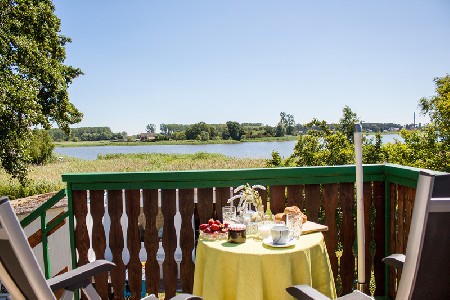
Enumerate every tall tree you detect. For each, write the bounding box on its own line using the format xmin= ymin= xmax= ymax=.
xmin=146 ymin=124 xmax=156 ymax=133
xmin=419 ymin=75 xmax=450 ymax=146
xmin=383 ymin=75 xmax=450 ymax=172
xmin=338 ymin=106 xmax=360 ymax=143
xmin=225 ymin=121 xmax=243 ymax=141
xmin=286 ymin=113 xmax=296 ymax=135
xmin=0 ymin=0 xmax=83 ymax=182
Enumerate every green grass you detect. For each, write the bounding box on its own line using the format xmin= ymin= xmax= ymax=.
xmin=0 ymin=153 xmax=266 ymax=199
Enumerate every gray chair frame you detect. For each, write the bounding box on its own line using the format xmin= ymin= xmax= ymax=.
xmin=0 ymin=196 xmax=201 ymax=300
xmin=286 ymin=171 xmax=450 ymax=300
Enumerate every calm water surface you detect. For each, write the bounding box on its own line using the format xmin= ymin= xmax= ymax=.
xmin=55 ymin=134 xmax=401 ymax=160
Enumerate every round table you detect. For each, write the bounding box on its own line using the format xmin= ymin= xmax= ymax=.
xmin=193 ymin=232 xmax=336 ymax=300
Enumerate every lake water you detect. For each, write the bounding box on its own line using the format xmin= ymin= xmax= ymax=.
xmin=55 ymin=134 xmax=402 ymax=160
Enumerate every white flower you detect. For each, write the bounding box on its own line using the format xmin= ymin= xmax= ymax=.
xmin=227 ymin=183 xmax=266 ymax=213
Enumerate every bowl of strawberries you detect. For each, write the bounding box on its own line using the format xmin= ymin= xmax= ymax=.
xmin=199 ymin=218 xmax=229 ymax=240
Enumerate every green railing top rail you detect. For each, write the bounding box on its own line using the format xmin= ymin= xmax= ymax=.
xmin=62 ymin=163 xmax=424 ymax=190
xmin=20 ymin=189 xmax=66 ymax=228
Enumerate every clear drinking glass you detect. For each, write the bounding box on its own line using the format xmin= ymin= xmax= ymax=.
xmin=286 ymin=213 xmax=302 ymax=239
xmin=222 ymin=206 xmax=236 ymax=224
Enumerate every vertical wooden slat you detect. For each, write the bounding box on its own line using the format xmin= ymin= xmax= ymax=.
xmin=396 ymin=185 xmax=405 ymax=285
xmin=373 ymin=182 xmax=385 ymax=297
xmin=161 ymin=189 xmax=177 ymax=300
xmin=404 ymin=187 xmax=415 ymax=249
xmin=178 ymin=189 xmax=195 ymax=293
xmin=89 ymin=190 xmax=108 ymax=299
xmin=363 ymin=182 xmax=372 ymax=289
xmin=125 ymin=190 xmax=142 ymax=300
xmin=389 ymin=183 xmax=397 ymax=299
xmin=258 ymin=188 xmax=268 ymax=213
xmin=198 ymin=188 xmax=213 ymax=223
xmin=286 ymin=185 xmax=303 ymax=208
xmin=73 ymin=190 xmax=89 ymax=268
xmin=143 ymin=189 xmax=160 ymax=296
xmin=304 ymin=184 xmax=321 ymax=222
xmin=216 ymin=187 xmax=230 ymax=220
xmin=322 ymin=183 xmax=339 ymax=283
xmin=108 ymin=190 xmax=126 ymax=300
xmin=340 ymin=182 xmax=355 ymax=295
xmin=269 ymin=185 xmax=285 ymax=214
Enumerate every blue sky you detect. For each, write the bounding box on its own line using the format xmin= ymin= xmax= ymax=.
xmin=53 ymin=0 xmax=450 ymax=135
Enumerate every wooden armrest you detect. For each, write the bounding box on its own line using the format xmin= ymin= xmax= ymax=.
xmin=286 ymin=285 xmax=331 ymax=300
xmin=47 ymin=260 xmax=115 ymax=291
xmin=382 ymin=254 xmax=405 ymax=270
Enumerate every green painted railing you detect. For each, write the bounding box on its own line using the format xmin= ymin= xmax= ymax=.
xmin=20 ymin=163 xmax=427 ymax=299
xmin=20 ymin=189 xmax=68 ymax=279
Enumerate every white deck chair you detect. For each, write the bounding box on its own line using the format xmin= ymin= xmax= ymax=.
xmin=0 ymin=196 xmax=201 ymax=300
xmin=286 ymin=171 xmax=450 ymax=300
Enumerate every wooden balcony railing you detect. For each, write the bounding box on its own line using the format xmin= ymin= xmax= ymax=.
xmin=20 ymin=163 xmax=425 ymax=299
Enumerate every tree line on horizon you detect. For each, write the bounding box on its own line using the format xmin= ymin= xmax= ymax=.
xmin=46 ymin=118 xmax=409 ymax=143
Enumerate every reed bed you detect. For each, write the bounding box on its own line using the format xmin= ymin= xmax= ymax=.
xmin=0 ymin=152 xmax=266 ymax=199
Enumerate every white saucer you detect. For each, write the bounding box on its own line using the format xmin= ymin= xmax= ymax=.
xmin=263 ymin=237 xmax=295 ymax=248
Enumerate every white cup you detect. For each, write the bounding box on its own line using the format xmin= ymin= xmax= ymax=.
xmin=271 ymin=224 xmax=289 ymax=244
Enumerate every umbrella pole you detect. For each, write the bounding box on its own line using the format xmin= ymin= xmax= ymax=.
xmin=354 ymin=124 xmax=367 ymax=293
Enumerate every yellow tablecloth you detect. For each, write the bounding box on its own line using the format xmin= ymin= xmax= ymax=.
xmin=193 ymin=232 xmax=336 ymax=300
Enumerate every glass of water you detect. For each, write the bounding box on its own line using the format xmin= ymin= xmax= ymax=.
xmin=222 ymin=206 xmax=236 ymax=224
xmin=286 ymin=213 xmax=302 ymax=239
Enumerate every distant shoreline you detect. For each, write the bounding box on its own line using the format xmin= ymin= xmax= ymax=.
xmin=53 ymin=136 xmax=299 ymax=148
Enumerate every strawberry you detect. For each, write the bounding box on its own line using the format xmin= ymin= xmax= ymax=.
xmin=214 ymin=220 xmax=222 ymax=226
xmin=204 ymin=227 xmax=212 ymax=234
xmin=208 ymin=218 xmax=214 ymax=226
xmin=199 ymin=224 xmax=208 ymax=231
xmin=224 ymin=223 xmax=229 ymax=228
xmin=211 ymin=224 xmax=220 ymax=232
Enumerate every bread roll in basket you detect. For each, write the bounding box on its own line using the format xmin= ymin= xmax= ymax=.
xmin=274 ymin=206 xmax=307 ymax=223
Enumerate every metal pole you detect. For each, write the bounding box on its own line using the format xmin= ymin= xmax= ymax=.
xmin=354 ymin=123 xmax=367 ymax=293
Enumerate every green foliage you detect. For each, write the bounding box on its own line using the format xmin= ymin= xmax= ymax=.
xmin=224 ymin=121 xmax=244 ymax=141
xmin=146 ymin=124 xmax=156 ymax=133
xmin=265 ymin=151 xmax=283 ymax=167
xmin=185 ymin=122 xmax=216 ymax=140
xmin=28 ymin=130 xmax=55 ymax=165
xmin=48 ymin=127 xmax=125 ymax=142
xmin=273 ymin=113 xmax=381 ymax=167
xmin=0 ymin=0 xmax=82 ymax=182
xmin=419 ymin=75 xmax=450 ymax=147
xmin=362 ymin=133 xmax=384 ymax=164
xmin=276 ymin=112 xmax=296 ymax=136
xmin=382 ymin=75 xmax=450 ymax=172
xmin=338 ymin=106 xmax=360 ymax=144
xmin=289 ymin=131 xmax=354 ymax=166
